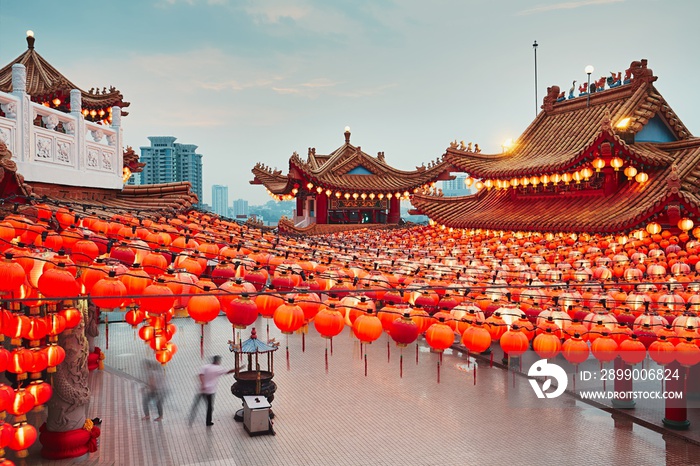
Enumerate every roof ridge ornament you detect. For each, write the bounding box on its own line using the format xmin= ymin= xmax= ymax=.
xmin=667 ymin=163 xmax=681 ymax=194
xmin=26 ymin=30 xmax=35 ymax=50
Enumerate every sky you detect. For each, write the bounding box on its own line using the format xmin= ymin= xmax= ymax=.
xmin=1 ymin=0 xmax=698 ymax=206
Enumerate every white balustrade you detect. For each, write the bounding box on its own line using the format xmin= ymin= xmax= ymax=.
xmin=0 ymin=63 xmax=123 ymax=190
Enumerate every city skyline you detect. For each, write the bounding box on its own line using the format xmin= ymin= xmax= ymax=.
xmin=2 ymin=1 xmax=698 ymax=206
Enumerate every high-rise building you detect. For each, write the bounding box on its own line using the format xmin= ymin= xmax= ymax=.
xmin=134 ymin=136 xmax=203 ymax=205
xmin=441 ymin=174 xmax=475 ymax=197
xmin=232 ymin=199 xmax=249 ymax=219
xmin=212 ymin=185 xmax=229 ymax=217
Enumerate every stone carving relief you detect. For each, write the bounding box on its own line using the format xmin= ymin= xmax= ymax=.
xmin=107 ymin=134 xmax=116 ymax=146
xmin=91 ymin=129 xmax=104 ymax=142
xmin=87 ymin=148 xmax=99 ymax=167
xmin=101 ymin=151 xmax=112 ymax=171
xmin=0 ymin=102 xmax=17 ymax=119
xmin=57 ymin=141 xmax=71 ymax=164
xmin=36 ymin=135 xmax=52 ymax=159
xmin=43 ymin=114 xmax=59 ymax=131
xmin=47 ymin=299 xmax=91 ymax=432
xmin=63 ymin=121 xmax=75 ymax=135
xmin=12 ymin=65 xmax=26 ymax=93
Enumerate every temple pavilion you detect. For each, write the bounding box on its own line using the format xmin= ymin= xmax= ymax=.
xmin=251 ymin=128 xmax=453 ymax=233
xmin=411 ymin=59 xmax=700 ymax=236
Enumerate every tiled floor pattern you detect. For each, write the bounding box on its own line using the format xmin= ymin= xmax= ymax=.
xmin=17 ymin=315 xmax=700 ymax=465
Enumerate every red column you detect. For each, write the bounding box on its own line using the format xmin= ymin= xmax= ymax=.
xmin=388 ymin=197 xmax=400 ymax=224
xmin=296 ymin=196 xmax=304 ymax=216
xmin=316 ymin=194 xmax=327 ymax=224
xmin=663 ymin=361 xmax=690 ymax=429
xmin=612 ymin=358 xmax=635 ymax=408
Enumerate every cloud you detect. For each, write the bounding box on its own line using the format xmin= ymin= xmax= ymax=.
xmin=517 ymin=0 xmax=624 ymax=16
xmin=243 ymin=1 xmax=309 ymax=24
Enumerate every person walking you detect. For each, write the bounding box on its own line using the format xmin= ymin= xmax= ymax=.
xmin=142 ymin=359 xmax=166 ymax=421
xmin=189 ymin=355 xmax=234 ymax=427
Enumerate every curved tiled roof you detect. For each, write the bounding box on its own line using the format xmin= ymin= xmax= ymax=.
xmin=0 ymin=36 xmax=130 ymax=118
xmin=251 ymin=132 xmax=454 ymax=195
xmin=446 ymin=60 xmax=691 ymax=179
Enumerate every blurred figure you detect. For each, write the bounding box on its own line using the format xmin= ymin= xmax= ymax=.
xmin=189 ymin=355 xmax=234 ymax=427
xmin=142 ymin=359 xmax=166 ymax=421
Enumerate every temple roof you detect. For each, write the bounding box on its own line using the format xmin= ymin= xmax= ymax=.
xmin=411 ymin=59 xmax=700 ymax=233
xmin=123 ymin=146 xmax=146 ymax=173
xmin=0 ymin=34 xmax=130 ymax=121
xmin=251 ymin=130 xmax=454 ymax=195
xmin=446 ymin=59 xmax=690 ymax=179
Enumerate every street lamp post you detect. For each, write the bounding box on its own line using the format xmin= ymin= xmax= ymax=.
xmin=585 ymin=65 xmax=594 ymax=107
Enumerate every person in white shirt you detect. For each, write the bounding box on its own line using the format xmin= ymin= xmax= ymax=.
xmin=189 ymin=355 xmax=234 ymax=426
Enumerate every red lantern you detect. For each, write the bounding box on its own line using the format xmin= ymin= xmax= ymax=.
xmin=314 ymin=305 xmax=345 ymax=338
xmin=485 ymin=312 xmax=508 ymax=341
xmin=0 ymin=385 xmax=13 ymax=413
xmin=0 ymin=421 xmax=13 ymax=451
xmin=0 ymin=347 xmax=9 ymax=373
xmin=390 ymin=313 xmax=420 ymax=347
xmin=225 ymin=295 xmax=258 ymax=329
xmin=110 ymin=242 xmax=136 ymax=266
xmin=255 ymin=293 xmax=284 ymax=319
xmin=142 ymin=251 xmax=169 ymax=277
xmin=618 ymin=335 xmax=647 ymax=365
xmin=79 ymin=259 xmax=109 ymax=293
xmin=125 ymin=309 xmax=146 ymax=327
xmin=187 ymin=287 xmax=221 ymax=324
xmin=675 ymin=338 xmax=700 ymax=367
xmin=90 ymin=274 xmax=127 ymax=309
xmin=29 ymin=349 xmax=48 ymax=374
xmin=294 ymin=290 xmax=322 ymax=322
xmin=273 ymin=299 xmax=304 ymax=334
xmin=71 ymin=237 xmax=99 ymax=265
xmin=352 ymin=311 xmax=383 ymax=344
xmin=45 ymin=313 xmax=67 ymax=337
xmin=6 ymin=348 xmax=33 ymax=378
xmin=425 ymin=320 xmax=455 ymax=352
xmin=138 ymin=325 xmax=155 ymax=342
xmin=7 ymin=388 xmax=35 ymax=417
xmin=461 ymin=323 xmax=492 ymax=353
xmin=27 ymin=380 xmax=52 ymax=407
xmin=37 ymin=263 xmax=79 ymax=298
xmin=649 ymin=336 xmax=676 ymax=365
xmin=44 ymin=344 xmax=66 ymax=372
xmin=59 ymin=307 xmax=82 ymax=329
xmin=244 ymin=268 xmax=269 ymax=291
xmin=120 ymin=265 xmax=152 ymax=299
xmin=533 ymin=329 xmax=562 ymax=359
xmin=409 ymin=308 xmax=432 ymax=334
xmin=24 ymin=316 xmax=48 ymax=343
xmin=0 ymin=254 xmax=26 ymax=296
xmin=591 ymin=334 xmax=618 ymax=363
xmin=138 ymin=280 xmax=175 ymax=314
xmin=499 ymin=327 xmax=529 ymax=357
xmin=562 ymin=335 xmax=589 ymax=365
xmin=9 ymin=421 xmax=37 ymax=458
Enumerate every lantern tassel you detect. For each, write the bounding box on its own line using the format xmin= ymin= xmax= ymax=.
xmin=467 ymin=350 xmax=470 ymax=367
xmin=286 ymin=334 xmax=290 ymax=371
xmin=266 ymin=320 xmax=270 ymax=342
xmin=400 ymin=351 xmax=403 ymax=378
xmin=302 ymin=332 xmax=305 ymax=353
xmin=364 ymin=352 xmax=368 ymax=377
xmin=330 ymin=337 xmax=333 ymax=356
xmin=325 ymin=342 xmax=328 ymax=374
xmin=200 ymin=324 xmax=204 ymax=360
xmin=387 ymin=340 xmax=390 ymax=363
xmin=105 ymin=314 xmax=109 ymax=350
xmin=473 ymin=363 xmax=477 ymax=386
xmin=437 ymin=359 xmax=440 ymax=384
xmin=490 ymin=352 xmax=493 ymax=368
xmin=416 ymin=343 xmax=419 ymax=365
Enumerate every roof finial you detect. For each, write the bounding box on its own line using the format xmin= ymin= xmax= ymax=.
xmin=344 ymin=126 xmax=351 ymax=144
xmin=26 ymin=30 xmax=35 ymax=49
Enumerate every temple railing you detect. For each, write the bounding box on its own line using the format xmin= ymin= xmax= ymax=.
xmin=0 ymin=63 xmax=123 ymax=190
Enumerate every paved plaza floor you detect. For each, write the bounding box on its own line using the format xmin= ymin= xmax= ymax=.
xmin=20 ymin=314 xmax=700 ymax=465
